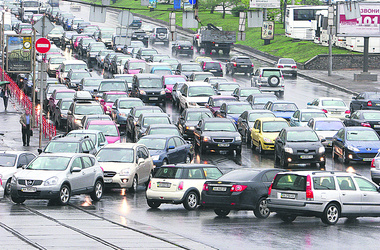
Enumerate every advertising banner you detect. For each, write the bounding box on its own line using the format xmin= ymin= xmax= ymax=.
xmin=6 ymin=35 xmax=32 ymax=73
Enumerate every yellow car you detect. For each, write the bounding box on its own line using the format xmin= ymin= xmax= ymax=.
xmin=194 ymin=56 xmax=212 ymax=65
xmin=250 ymin=117 xmax=290 ymax=154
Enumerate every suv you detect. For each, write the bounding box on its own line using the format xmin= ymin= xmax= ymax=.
xmin=226 ymin=56 xmax=254 ymax=75
xmin=171 ymin=40 xmax=194 ymax=57
xmin=131 ymin=30 xmax=149 ymax=47
xmin=130 ymin=73 xmax=166 ymax=104
xmin=39 ymin=136 xmax=97 ymax=155
xmin=251 ymin=67 xmax=285 ymax=97
xmin=67 ymin=99 xmax=104 ymax=131
xmin=10 ymin=153 xmax=104 ymax=205
xmin=149 ymin=27 xmax=169 ymax=46
xmin=268 ymin=171 xmax=380 ymax=225
xmin=146 ymin=164 xmax=223 ymax=210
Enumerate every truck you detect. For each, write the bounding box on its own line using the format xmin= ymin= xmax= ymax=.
xmin=18 ymin=0 xmax=41 ymax=17
xmin=48 ymin=0 xmax=59 ymax=7
xmin=193 ymin=24 xmax=236 ymax=55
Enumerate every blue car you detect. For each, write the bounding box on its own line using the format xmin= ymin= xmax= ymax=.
xmin=264 ymin=100 xmax=298 ymax=121
xmin=332 ymin=126 xmax=380 ymax=164
xmin=219 ymin=102 xmax=253 ymax=124
xmin=111 ymin=97 xmax=144 ymax=126
xmin=137 ymin=135 xmax=193 ymax=167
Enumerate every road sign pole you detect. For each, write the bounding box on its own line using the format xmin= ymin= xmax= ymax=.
xmin=32 ymin=29 xmax=36 ymax=127
xmin=39 ymin=15 xmax=47 ymax=149
xmin=1 ymin=12 xmax=4 ymax=81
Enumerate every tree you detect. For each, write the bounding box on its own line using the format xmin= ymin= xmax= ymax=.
xmin=199 ymin=0 xmax=219 ymax=14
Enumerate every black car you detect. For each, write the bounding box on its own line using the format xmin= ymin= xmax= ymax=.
xmin=135 ymin=48 xmax=158 ymax=61
xmin=65 ymin=69 xmax=92 ymax=90
xmin=171 ymin=40 xmax=194 ymax=57
xmin=130 ymin=73 xmax=165 ymax=104
xmin=194 ymin=118 xmax=242 ymax=155
xmin=232 ymin=87 xmax=262 ymax=101
xmin=175 ymin=62 xmax=203 ymax=79
xmin=103 ymin=52 xmax=118 ymax=71
xmin=126 ymin=106 xmax=164 ymax=139
xmin=237 ymin=110 xmax=276 ymax=144
xmin=131 ymin=30 xmax=149 ymax=47
xmin=201 ymin=168 xmax=284 ymax=218
xmin=344 ymin=110 xmax=380 ymax=134
xmin=246 ymin=93 xmax=278 ymax=110
xmin=226 ymin=56 xmax=254 ymax=75
xmin=39 ymin=136 xmax=97 ymax=155
xmin=177 ymin=108 xmax=214 ymax=140
xmin=274 ymin=127 xmax=326 ymax=168
xmin=201 ymin=61 xmax=223 ymax=77
xmin=350 ymin=92 xmax=380 ymax=113
xmin=52 ymin=98 xmax=73 ymax=129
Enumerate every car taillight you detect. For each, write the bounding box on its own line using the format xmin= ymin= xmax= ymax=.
xmin=259 ymin=74 xmax=262 ymax=77
xmin=233 ymin=62 xmax=237 ymax=67
xmin=230 ymin=184 xmax=247 ymax=192
xmin=291 ymin=66 xmax=297 ymax=68
xmin=178 ymin=46 xmax=181 ymax=49
xmin=345 ymin=110 xmax=350 ymax=114
xmin=371 ymin=158 xmax=376 ymax=168
xmin=178 ymin=181 xmax=184 ymax=190
xmin=148 ymin=181 xmax=152 ymax=189
xmin=361 ymin=122 xmax=371 ymax=127
xmin=191 ymin=46 xmax=193 ymax=50
xmin=196 ymin=34 xmax=199 ymax=39
xmin=368 ymin=101 xmax=373 ymax=106
xmin=322 ymin=109 xmax=328 ymax=113
xmin=203 ymin=183 xmax=209 ymax=191
xmin=203 ymin=62 xmax=206 ymax=70
xmin=306 ymin=175 xmax=314 ymax=201
xmin=268 ymin=183 xmax=273 ymax=196
xmin=251 ymin=64 xmax=254 ymax=67
xmin=277 ymin=65 xmax=284 ymax=68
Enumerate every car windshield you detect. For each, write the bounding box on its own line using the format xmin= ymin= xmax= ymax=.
xmin=27 ymin=156 xmax=71 ymax=171
xmin=129 ymin=62 xmax=146 ymax=70
xmin=262 ymin=70 xmax=281 ymax=77
xmin=204 ymin=122 xmax=236 ymax=132
xmin=254 ymin=96 xmax=277 ymax=104
xmin=155 ymin=167 xmax=183 ymax=179
xmin=194 ymin=74 xmax=211 ymax=81
xmin=186 ymin=111 xmax=212 ymax=121
xmin=71 ymin=72 xmax=91 ymax=80
xmin=135 ymin=108 xmax=162 ymax=117
xmin=119 ymin=100 xmax=143 ymax=109
xmin=156 ymin=28 xmax=167 ymax=33
xmin=182 ymin=64 xmax=202 ymax=71
xmin=67 ymin=133 xmax=96 ymax=144
xmin=214 ymin=99 xmax=234 ymax=107
xmin=44 ymin=142 xmax=79 ymax=153
xmin=240 ymin=89 xmax=261 ymax=97
xmin=272 ymin=103 xmax=297 ymax=112
xmin=347 ymin=130 xmax=379 ymax=141
xmin=50 ymin=57 xmax=65 ymax=64
xmin=204 ymin=62 xmax=221 ymax=69
xmin=65 ymin=64 xmax=87 ymax=71
xmin=0 ymin=154 xmax=17 ymax=167
xmin=83 ymin=78 xmax=102 ymax=87
xmin=60 ymin=100 xmax=72 ymax=110
xmin=149 ymin=128 xmax=180 ymax=136
xmin=262 ymin=121 xmax=289 ymax=132
xmin=74 ymin=105 xmax=103 ymax=115
xmin=227 ymin=104 xmax=252 ymax=114
xmin=219 ymin=84 xmax=240 ymax=91
xmin=219 ymin=170 xmax=259 ymax=181
xmin=164 ymin=77 xmax=186 ymax=85
xmin=363 ymin=112 xmax=380 ymax=120
xmin=56 ymin=92 xmax=74 ymax=100
xmin=96 ymin=148 xmax=134 ymax=163
xmin=141 ymin=50 xmax=158 ymax=56
xmin=99 ymin=82 xmax=127 ymax=92
xmin=249 ymin=113 xmax=276 ymax=122
xmin=143 ymin=117 xmax=170 ymax=127
xmin=87 ymin=124 xmax=118 ymax=137
xmin=278 ymin=59 xmax=295 ymax=64
xmin=321 ymin=100 xmax=346 ymax=107
xmin=315 ymin=121 xmax=344 ymax=131
xmin=138 ymin=138 xmax=166 ymax=150
xmin=139 ymin=78 xmax=162 ymax=88
xmin=300 ymin=112 xmax=326 ymax=122
xmin=236 ymin=58 xmax=252 ymax=63
xmin=188 ymin=86 xmax=215 ymax=97
xmin=105 ymin=94 xmax=127 ymax=103
xmin=286 ymin=130 xmax=319 ymax=142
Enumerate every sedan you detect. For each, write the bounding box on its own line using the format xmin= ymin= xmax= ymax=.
xmin=144 ymin=124 xmax=181 ymax=137
xmin=237 ymin=110 xmax=276 ymax=144
xmin=307 ymin=97 xmax=350 ymax=120
xmin=350 ymin=92 xmax=380 ymax=113
xmin=137 ymin=135 xmax=193 ymax=167
xmin=274 ymin=58 xmax=297 ymax=77
xmin=171 ymin=40 xmax=193 ymax=57
xmin=232 ymin=87 xmax=262 ymax=101
xmin=205 ymin=95 xmax=237 ymax=116
xmin=332 ymin=126 xmax=380 ymax=164
xmin=201 ymin=168 xmax=284 ymax=218
xmin=371 ymin=151 xmax=380 ymax=184
xmin=177 ymin=108 xmax=214 ymax=140
xmin=126 ymin=106 xmax=164 ymax=140
xmin=219 ymin=102 xmax=253 ymax=124
xmin=264 ymin=100 xmax=298 ymax=120
xmin=289 ymin=109 xmax=327 ymax=127
xmin=214 ymin=82 xmax=240 ymax=96
xmin=307 ymin=117 xmax=344 ymax=147
xmin=246 ymin=93 xmax=278 ymax=110
xmin=344 ymin=110 xmax=380 ymax=134
xmin=111 ymin=97 xmax=144 ymax=126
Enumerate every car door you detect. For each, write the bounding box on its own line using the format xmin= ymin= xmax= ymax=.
xmin=68 ymin=157 xmax=86 ymax=193
xmin=354 ymin=177 xmax=380 ymax=214
xmin=136 ymin=147 xmax=149 ymax=183
xmin=174 ymin=137 xmax=188 ymax=163
xmin=81 ymin=156 xmax=97 ymax=190
xmin=251 ymin=120 xmax=261 ymax=147
xmin=166 ymin=137 xmax=179 ymax=163
xmin=333 ymin=128 xmax=346 ymax=157
xmin=184 ymin=167 xmax=206 ymax=194
xmin=336 ymin=176 xmax=362 ymax=214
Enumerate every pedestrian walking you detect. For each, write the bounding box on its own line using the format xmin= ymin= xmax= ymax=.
xmin=20 ymin=109 xmax=33 ymax=146
xmin=1 ymin=84 xmax=9 ymax=111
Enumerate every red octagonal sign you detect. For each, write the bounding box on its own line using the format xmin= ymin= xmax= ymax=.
xmin=35 ymin=38 xmax=51 ymax=54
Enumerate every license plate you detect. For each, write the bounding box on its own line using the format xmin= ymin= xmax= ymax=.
xmin=300 ymin=155 xmax=313 ymax=159
xmin=213 ymin=186 xmax=227 ymax=192
xmin=137 ymin=37 xmax=143 ymax=39
xmin=215 ymin=44 xmax=218 ymax=47
xmin=149 ymin=97 xmax=159 ymax=100
xmin=157 ymin=182 xmax=171 ymax=188
xmin=183 ymin=47 xmax=189 ymax=49
xmin=281 ymin=193 xmax=296 ymax=199
xmin=241 ymin=65 xmax=248 ymax=67
xmin=104 ymin=178 xmax=113 ymax=183
xmin=374 ymin=125 xmax=380 ymax=128
xmin=363 ymin=158 xmax=373 ymax=161
xmin=218 ymin=143 xmax=230 ymax=147
xmin=210 ymin=70 xmax=217 ymax=72
xmin=331 ymin=111 xmax=341 ymax=114
xmin=21 ymin=187 xmax=37 ymax=193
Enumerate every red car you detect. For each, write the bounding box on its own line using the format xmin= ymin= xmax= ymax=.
xmin=162 ymin=75 xmax=187 ymax=99
xmin=123 ymin=59 xmax=146 ymax=74
xmin=86 ymin=120 xmax=120 ymax=144
xmin=100 ymin=91 xmax=129 ymax=115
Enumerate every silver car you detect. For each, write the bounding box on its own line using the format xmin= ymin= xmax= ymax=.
xmin=10 ymin=153 xmax=104 ymax=205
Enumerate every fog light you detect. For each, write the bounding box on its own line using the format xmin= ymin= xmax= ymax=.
xmin=287 ymin=158 xmax=292 ymax=162
xmin=320 ymin=157 xmax=325 ymax=161
xmin=122 ymin=179 xmax=128 ymax=183
xmin=348 ymin=154 xmax=353 ymax=159
xmin=210 ymin=150 xmax=215 ymax=153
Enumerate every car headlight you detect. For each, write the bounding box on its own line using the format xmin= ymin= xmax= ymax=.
xmin=160 ymin=90 xmax=166 ymax=95
xmin=188 ymin=102 xmax=197 ymax=106
xmin=119 ymin=168 xmax=130 ymax=176
xmin=44 ymin=176 xmax=59 ymax=186
xmin=11 ymin=176 xmax=17 ymax=184
xmin=120 ymin=113 xmax=126 ymax=117
xmin=235 ymin=136 xmax=241 ymax=141
xmin=140 ymin=90 xmax=146 ymax=95
xmin=347 ymin=145 xmax=360 ymax=152
xmin=185 ymin=126 xmax=195 ymax=130
xmin=203 ymin=136 xmax=211 ymax=142
xmin=318 ymin=146 xmax=325 ymax=154
xmin=263 ymin=137 xmax=272 ymax=143
xmin=151 ymin=155 xmax=160 ymax=161
xmin=284 ymin=147 xmax=293 ymax=154
xmin=74 ymin=119 xmax=81 ymax=124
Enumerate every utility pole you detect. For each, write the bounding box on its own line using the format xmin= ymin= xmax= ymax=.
xmin=328 ymin=2 xmax=333 ymax=76
xmin=1 ymin=12 xmax=4 ymax=81
xmin=39 ymin=15 xmax=47 ymax=149
xmin=32 ymin=29 xmax=36 ymax=127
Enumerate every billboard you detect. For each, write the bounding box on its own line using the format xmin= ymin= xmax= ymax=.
xmin=336 ymin=2 xmax=380 ymax=37
xmin=250 ymin=0 xmax=280 ymax=9
xmin=6 ymin=35 xmax=32 ymax=73
xmin=261 ymin=21 xmax=274 ymax=40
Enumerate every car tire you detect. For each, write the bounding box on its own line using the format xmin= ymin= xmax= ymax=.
xmin=183 ymin=191 xmax=199 ymax=210
xmin=58 ymin=184 xmax=71 ymax=205
xmin=254 ymin=197 xmax=270 ymax=219
xmin=280 ymin=153 xmax=288 ymax=168
xmin=129 ymin=175 xmax=138 ymax=193
xmin=5 ymin=178 xmax=12 ymax=195
xmin=214 ymin=208 xmax=230 ymax=217
xmin=278 ymin=214 xmax=297 ymax=223
xmin=268 ymin=75 xmax=280 ymax=87
xmin=90 ymin=180 xmax=103 ymax=201
xmin=246 ymin=132 xmax=251 ymax=148
xmin=258 ymin=142 xmax=264 ymax=155
xmin=185 ymin=154 xmax=191 ymax=163
xmin=321 ymin=203 xmax=340 ymax=225
xmin=11 ymin=195 xmax=25 ymax=204
xmin=236 ymin=148 xmax=242 ymax=155
xmin=147 ymin=200 xmax=161 ymax=209
xmin=162 ymin=159 xmax=168 ymax=166
xmin=343 ymin=150 xmax=350 ymax=164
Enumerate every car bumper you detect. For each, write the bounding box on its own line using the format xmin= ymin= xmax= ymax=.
xmin=11 ymin=186 xmax=60 ymax=200
xmin=201 ymin=193 xmax=252 ymax=210
xmin=146 ymin=189 xmax=185 ymax=203
xmin=233 ymin=67 xmax=253 ymax=73
xmin=267 ymin=198 xmax=325 ymax=216
xmin=202 ymin=141 xmax=242 ymax=152
xmin=140 ymin=95 xmax=165 ymax=103
xmin=103 ymin=175 xmax=133 ymax=188
xmin=345 ymin=150 xmax=377 ymax=162
xmin=284 ymin=152 xmax=326 ymax=165
xmin=281 ymin=69 xmax=297 ymax=74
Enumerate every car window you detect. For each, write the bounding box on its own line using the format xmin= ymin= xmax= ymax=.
xmin=82 ymin=156 xmax=93 ymax=168
xmin=167 ymin=138 xmax=176 ymax=148
xmin=86 ymin=140 xmax=94 ymax=151
xmin=313 ymin=176 xmax=336 ymax=190
xmin=26 ymin=154 xmax=36 ymax=163
xmin=354 ymin=177 xmax=377 ymax=192
xmin=272 ymin=174 xmax=306 ymax=191
xmin=18 ymin=154 xmax=28 ymax=167
xmin=185 ymin=168 xmax=204 ymax=179
xmin=203 ymin=167 xmax=223 ymax=179
xmin=262 ymin=171 xmax=279 ymax=183
xmin=82 ymin=141 xmax=89 ymax=152
xmin=71 ymin=157 xmax=83 ymax=170
xmin=174 ymin=137 xmax=184 ymax=146
xmin=155 ymin=167 xmax=182 ymax=179
xmin=337 ymin=176 xmax=356 ymax=191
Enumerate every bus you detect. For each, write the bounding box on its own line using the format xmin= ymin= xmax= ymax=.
xmin=285 ymin=5 xmax=328 ymax=40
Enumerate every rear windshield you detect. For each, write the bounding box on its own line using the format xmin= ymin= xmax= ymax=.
xmin=219 ymin=170 xmax=259 ymax=181
xmin=363 ymin=112 xmax=380 ymax=120
xmin=236 ymin=58 xmax=251 ymax=63
xmin=155 ymin=167 xmax=182 ymax=179
xmin=272 ymin=174 xmax=306 ymax=191
xmin=156 ymin=28 xmax=168 ymax=33
xmin=321 ymin=100 xmax=346 ymax=107
xmin=262 ymin=70 xmax=281 ymax=77
xmin=278 ymin=59 xmax=295 ymax=64
xmin=300 ymin=112 xmax=326 ymax=122
xmin=314 ymin=121 xmax=344 ymax=131
xmin=205 ymin=62 xmax=221 ymax=69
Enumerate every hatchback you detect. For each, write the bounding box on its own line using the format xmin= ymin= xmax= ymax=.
xmin=86 ymin=120 xmax=120 ymax=144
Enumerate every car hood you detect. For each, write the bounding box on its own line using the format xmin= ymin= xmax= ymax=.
xmin=105 ymin=136 xmax=120 ymax=144
xmin=261 ymin=132 xmax=281 ymax=141
xmin=187 ymin=96 xmax=210 ymax=103
xmin=203 ymin=131 xmax=239 ymax=137
xmin=273 ymin=111 xmax=295 ymax=119
xmin=285 ymin=141 xmax=323 ymax=150
xmin=15 ymin=169 xmax=64 ymax=180
xmin=347 ymin=140 xmax=380 ymax=151
xmin=98 ymin=162 xmax=135 ymax=172
xmin=0 ymin=167 xmax=18 ymax=177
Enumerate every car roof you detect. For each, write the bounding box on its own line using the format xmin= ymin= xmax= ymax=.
xmin=134 ymin=106 xmax=162 ymax=110
xmin=310 ymin=117 xmax=342 ymax=122
xmin=283 ymin=126 xmax=313 ymax=131
xmin=62 ymin=60 xmax=86 ymax=65
xmin=162 ymin=163 xmax=217 ymax=168
xmin=38 ymin=153 xmax=92 ymax=158
xmin=104 ymin=91 xmax=128 ymax=95
xmin=224 ymin=101 xmax=249 ymax=106
xmin=344 ymin=126 xmax=375 ymax=131
xmin=269 ymin=100 xmax=297 ymax=104
xmin=186 ymin=108 xmax=212 ymax=112
xmin=147 ymin=124 xmax=177 ymax=128
xmin=50 ymin=137 xmax=87 ymax=142
xmin=245 ymin=110 xmax=274 ymax=114
xmin=297 ymin=109 xmax=325 ymax=113
xmin=276 ymin=170 xmax=356 ymax=177
xmin=317 ymin=97 xmax=345 ymax=101
xmin=257 ymin=117 xmax=288 ymax=122
xmin=210 ymin=95 xmax=236 ymax=100
xmin=192 ymin=72 xmax=213 ymax=75
xmin=140 ymin=134 xmax=177 ymax=139
xmin=100 ymin=79 xmax=126 ymax=83
xmin=186 ymin=82 xmax=212 ymax=87
xmin=55 ymin=89 xmax=75 ymax=93
xmin=68 ymin=129 xmax=102 ymax=134
xmin=88 ymin=120 xmax=117 ymax=125
xmin=202 ymin=118 xmax=231 ymax=122
xmin=135 ymin=73 xmax=161 ymax=79
xmin=101 ymin=143 xmax=141 ymax=149
xmin=258 ymin=67 xmax=282 ymax=70
xmin=141 ymin=113 xmax=169 ymax=117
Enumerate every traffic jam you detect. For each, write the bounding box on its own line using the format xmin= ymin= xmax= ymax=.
xmin=3 ymin=0 xmax=380 ymax=229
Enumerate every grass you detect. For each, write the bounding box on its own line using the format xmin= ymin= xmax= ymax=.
xmin=83 ymin=0 xmax=358 ymax=63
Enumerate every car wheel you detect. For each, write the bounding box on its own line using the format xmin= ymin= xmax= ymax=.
xmin=147 ymin=200 xmax=161 ymax=208
xmin=258 ymin=142 xmax=264 ymax=155
xmin=5 ymin=178 xmax=12 ymax=195
xmin=332 ymin=145 xmax=339 ymax=161
xmin=321 ymin=203 xmax=340 ymax=225
xmin=250 ymin=138 xmax=256 ymax=150
xmin=268 ymin=75 xmax=280 ymax=87
xmin=58 ymin=184 xmax=71 ymax=205
xmin=185 ymin=154 xmax=191 ymax=163
xmin=162 ymin=159 xmax=168 ymax=166
xmin=274 ymin=150 xmax=280 ymax=164
xmin=11 ymin=195 xmax=25 ymax=204
xmin=129 ymin=175 xmax=138 ymax=193
xmin=90 ymin=180 xmax=103 ymax=201
xmin=183 ymin=191 xmax=199 ymax=210
xmin=236 ymin=148 xmax=242 ymax=155
xmin=254 ymin=197 xmax=270 ymax=219
xmin=280 ymin=153 xmax=288 ymax=168
xmin=343 ymin=150 xmax=350 ymax=164
xmin=278 ymin=214 xmax=297 ymax=223
xmin=214 ymin=208 xmax=230 ymax=217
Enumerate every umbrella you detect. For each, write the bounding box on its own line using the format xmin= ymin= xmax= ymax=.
xmin=0 ymin=81 xmax=10 ymax=86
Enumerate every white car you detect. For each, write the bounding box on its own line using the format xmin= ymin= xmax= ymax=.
xmin=0 ymin=151 xmax=36 ymax=195
xmin=307 ymin=117 xmax=345 ymax=147
xmin=307 ymin=97 xmax=350 ymax=120
xmin=146 ymin=164 xmax=223 ymax=210
xmin=178 ymin=82 xmax=216 ymax=110
xmin=275 ymin=58 xmax=297 ymax=77
xmin=67 ymin=129 xmax=109 ymax=152
xmin=96 ymin=143 xmax=154 ymax=192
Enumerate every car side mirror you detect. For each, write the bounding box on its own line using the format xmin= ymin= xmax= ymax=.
xmin=276 ymin=138 xmax=283 ymax=143
xmin=321 ymin=138 xmax=326 ymax=142
xmin=307 ymin=102 xmax=311 ymax=105
xmin=71 ymin=166 xmax=82 ymax=173
xmin=138 ymin=158 xmax=144 ymax=165
xmin=17 ymin=164 xmax=24 ymax=168
xmin=37 ymin=148 xmax=43 ymax=154
xmin=83 ymin=150 xmax=90 ymax=154
xmin=168 ymin=145 xmax=175 ymax=151
xmin=67 ymin=110 xmax=72 ymax=115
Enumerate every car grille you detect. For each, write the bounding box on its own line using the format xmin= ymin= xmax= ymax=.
xmin=17 ymin=191 xmax=41 ymax=197
xmin=197 ymin=102 xmax=206 ymax=106
xmin=18 ymin=180 xmax=43 ymax=186
xmin=296 ymin=150 xmax=316 ymax=154
xmin=357 ymin=153 xmax=377 ymax=158
xmin=213 ymin=138 xmax=234 ymax=143
xmin=104 ymin=171 xmax=117 ymax=177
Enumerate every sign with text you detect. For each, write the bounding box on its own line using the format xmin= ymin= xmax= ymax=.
xmin=337 ymin=2 xmax=380 ymax=37
xmin=6 ymin=35 xmax=32 ymax=73
xmin=261 ymin=21 xmax=274 ymax=40
xmin=250 ymin=0 xmax=280 ymax=9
